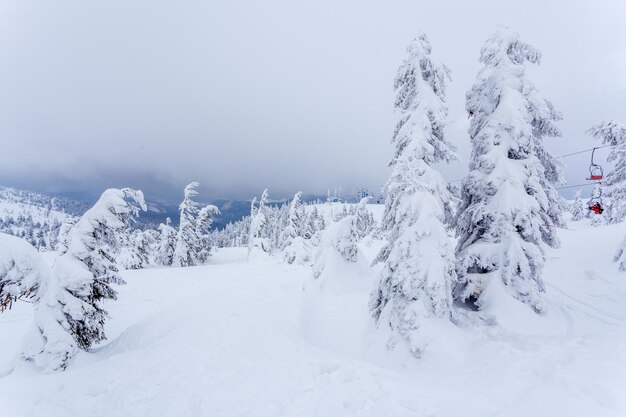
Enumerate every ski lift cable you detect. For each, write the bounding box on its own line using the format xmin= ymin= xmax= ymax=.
xmin=559 ymin=144 xmax=612 ymax=158
xmin=446 ymin=145 xmax=613 ymax=185
xmin=556 ymin=182 xmax=601 ymax=190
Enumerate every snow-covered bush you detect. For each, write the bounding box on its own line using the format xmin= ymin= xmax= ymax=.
xmin=455 ymin=28 xmax=562 ymax=314
xmin=314 ymin=215 xmax=360 ymax=279
xmin=0 ymin=232 xmax=48 ymax=312
xmin=570 ymin=190 xmax=587 ymax=221
xmin=21 ymin=188 xmax=146 ymax=372
xmin=283 ymin=236 xmax=312 ymax=265
xmin=369 ymin=33 xmax=457 ymax=357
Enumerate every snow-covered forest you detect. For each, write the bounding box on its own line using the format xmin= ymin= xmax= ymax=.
xmin=1 ymin=17 xmax=626 ymax=417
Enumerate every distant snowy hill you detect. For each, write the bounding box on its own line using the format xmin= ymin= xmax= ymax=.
xmin=0 ymin=187 xmax=76 ymax=250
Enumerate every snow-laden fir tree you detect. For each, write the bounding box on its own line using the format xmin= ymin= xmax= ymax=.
xmin=117 ymin=228 xmax=150 ymax=270
xmin=155 ymin=217 xmax=177 ymax=266
xmin=0 ymin=232 xmax=48 ymax=312
xmin=171 ymin=183 xmax=218 ymax=267
xmin=369 ymin=33 xmax=457 ymax=356
xmin=309 ymin=207 xmax=326 ymax=237
xmin=281 ymin=191 xmax=310 ymax=264
xmin=455 ymin=28 xmax=563 ymax=313
xmin=303 ymin=207 xmax=321 ymax=239
xmin=354 ymin=197 xmax=374 ymax=239
xmin=195 ymin=204 xmax=220 ymax=263
xmin=21 ymin=188 xmax=146 ymax=371
xmin=248 ymin=190 xmax=271 ymax=255
xmin=281 ymin=192 xmax=305 ymax=246
xmin=141 ymin=228 xmax=161 ymax=265
xmin=173 ymin=182 xmax=202 ymax=267
xmin=269 ymin=203 xmax=289 ymax=251
xmin=588 ymin=120 xmax=626 ymax=223
xmin=570 ymin=190 xmax=587 ymax=221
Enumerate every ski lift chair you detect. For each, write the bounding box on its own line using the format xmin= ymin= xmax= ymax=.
xmin=586 ymin=148 xmax=604 ymax=181
xmin=587 ymin=196 xmax=604 ymax=215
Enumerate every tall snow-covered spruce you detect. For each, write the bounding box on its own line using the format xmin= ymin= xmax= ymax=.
xmin=369 ymin=33 xmax=457 ymax=357
xmin=588 ymin=120 xmax=626 ymax=224
xmin=21 ymin=188 xmax=146 ymax=371
xmin=455 ymin=29 xmax=563 ymax=314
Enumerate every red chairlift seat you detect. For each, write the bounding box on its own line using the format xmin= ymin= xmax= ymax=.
xmin=586 ymin=148 xmax=604 ymax=181
xmin=587 ymin=164 xmax=603 ymax=181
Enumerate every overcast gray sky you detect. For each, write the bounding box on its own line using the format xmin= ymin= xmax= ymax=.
xmin=0 ymin=0 xmax=625 ymax=201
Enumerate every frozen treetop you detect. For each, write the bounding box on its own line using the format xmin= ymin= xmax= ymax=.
xmin=480 ymin=28 xmax=541 ymax=66
xmin=183 ymin=182 xmax=200 ymax=200
xmin=395 ymin=33 xmax=450 ymax=104
xmin=392 ymin=32 xmax=456 ymax=166
xmin=65 ymin=188 xmax=146 ymax=254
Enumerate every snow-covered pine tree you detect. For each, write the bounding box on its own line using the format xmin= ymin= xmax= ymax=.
xmin=281 ymin=191 xmax=310 ymax=264
xmin=21 ymin=188 xmax=146 ymax=371
xmin=248 ymin=190 xmax=271 ymax=255
xmin=141 ymin=228 xmax=161 ymax=265
xmin=456 ymin=28 xmax=563 ymax=314
xmin=354 ymin=197 xmax=374 ymax=239
xmin=570 ymin=190 xmax=587 ymax=221
xmin=117 ymin=228 xmax=149 ymax=270
xmin=588 ymin=120 xmax=626 ymax=223
xmin=0 ymin=232 xmax=48 ymax=312
xmin=155 ymin=217 xmax=177 ymax=266
xmin=173 ymin=182 xmax=202 ymax=267
xmin=303 ymin=207 xmax=321 ymax=239
xmin=369 ymin=33 xmax=457 ymax=356
xmin=281 ymin=192 xmax=305 ymax=246
xmin=195 ymin=204 xmax=220 ymax=263
xmin=311 ymin=207 xmax=326 ymax=235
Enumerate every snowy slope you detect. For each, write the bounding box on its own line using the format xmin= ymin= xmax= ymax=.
xmin=1 ymin=218 xmax=626 ymax=417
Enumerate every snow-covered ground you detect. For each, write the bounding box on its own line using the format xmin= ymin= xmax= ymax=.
xmin=1 ymin=215 xmax=626 ymax=417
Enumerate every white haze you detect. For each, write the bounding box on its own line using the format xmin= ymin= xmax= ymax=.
xmin=0 ymin=0 xmax=624 ymax=200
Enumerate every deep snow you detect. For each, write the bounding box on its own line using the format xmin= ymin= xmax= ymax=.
xmin=1 ymin=211 xmax=626 ymax=417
